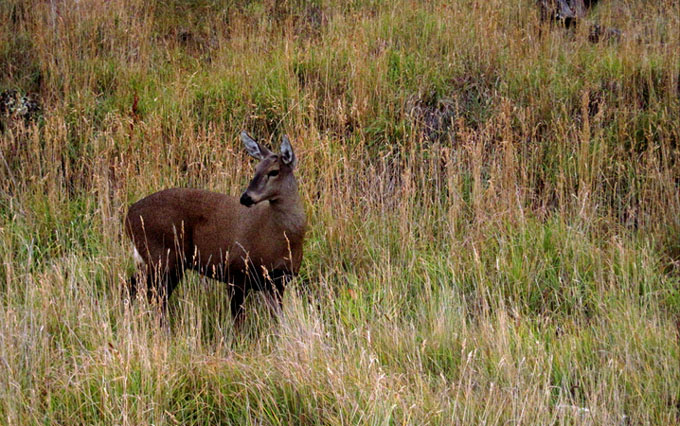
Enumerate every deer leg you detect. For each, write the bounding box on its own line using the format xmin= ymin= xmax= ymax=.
xmin=156 ymin=268 xmax=184 ymax=310
xmin=229 ymin=285 xmax=246 ymax=331
xmin=127 ymin=253 xmax=184 ymax=310
xmin=124 ymin=269 xmax=156 ymax=303
xmin=124 ymin=274 xmax=139 ymax=301
xmin=264 ymin=270 xmax=291 ymax=316
xmin=263 ymin=289 xmax=283 ymax=317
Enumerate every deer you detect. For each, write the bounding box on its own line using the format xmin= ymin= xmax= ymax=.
xmin=124 ymin=131 xmax=306 ymax=327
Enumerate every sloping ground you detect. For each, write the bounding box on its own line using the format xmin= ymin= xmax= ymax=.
xmin=0 ymin=0 xmax=678 ymax=424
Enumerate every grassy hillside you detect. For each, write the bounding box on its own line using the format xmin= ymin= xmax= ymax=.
xmin=1 ymin=0 xmax=679 ymax=423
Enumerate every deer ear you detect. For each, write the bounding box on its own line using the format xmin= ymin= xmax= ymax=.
xmin=280 ymin=135 xmax=296 ymax=167
xmin=241 ymin=131 xmax=270 ymax=160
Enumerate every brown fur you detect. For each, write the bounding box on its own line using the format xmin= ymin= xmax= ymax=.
xmin=124 ymin=133 xmax=306 ymax=325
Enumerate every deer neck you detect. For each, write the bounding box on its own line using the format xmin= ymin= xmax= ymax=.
xmin=267 ymin=189 xmax=306 ymax=237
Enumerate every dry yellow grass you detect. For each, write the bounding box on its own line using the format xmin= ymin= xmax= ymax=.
xmin=0 ymin=0 xmax=678 ymax=424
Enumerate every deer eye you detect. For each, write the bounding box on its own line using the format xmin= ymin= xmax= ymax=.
xmin=267 ymin=170 xmax=279 ymax=177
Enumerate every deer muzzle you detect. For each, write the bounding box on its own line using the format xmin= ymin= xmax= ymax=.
xmin=240 ymin=192 xmax=255 ymax=207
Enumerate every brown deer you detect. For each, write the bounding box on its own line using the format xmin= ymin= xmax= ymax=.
xmin=124 ymin=132 xmax=306 ymax=326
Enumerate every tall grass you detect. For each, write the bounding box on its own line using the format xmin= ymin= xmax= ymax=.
xmin=0 ymin=0 xmax=679 ymax=423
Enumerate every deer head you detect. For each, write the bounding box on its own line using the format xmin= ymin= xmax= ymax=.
xmin=239 ymin=131 xmax=297 ymax=207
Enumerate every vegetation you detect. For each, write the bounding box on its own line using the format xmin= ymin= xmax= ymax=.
xmin=0 ymin=0 xmax=678 ymax=423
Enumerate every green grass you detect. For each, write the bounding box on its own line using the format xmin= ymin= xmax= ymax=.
xmin=0 ymin=0 xmax=679 ymax=424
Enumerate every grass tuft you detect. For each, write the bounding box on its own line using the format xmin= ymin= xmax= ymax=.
xmin=0 ymin=0 xmax=678 ymax=423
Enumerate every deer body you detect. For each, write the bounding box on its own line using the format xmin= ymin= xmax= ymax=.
xmin=124 ymin=132 xmax=305 ymax=324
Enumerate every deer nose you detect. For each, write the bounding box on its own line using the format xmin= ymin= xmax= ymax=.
xmin=240 ymin=192 xmax=254 ymax=207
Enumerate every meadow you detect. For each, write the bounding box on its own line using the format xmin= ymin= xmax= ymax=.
xmin=0 ymin=0 xmax=679 ymax=423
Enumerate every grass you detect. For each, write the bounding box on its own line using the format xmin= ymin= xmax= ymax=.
xmin=0 ymin=0 xmax=679 ymax=423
